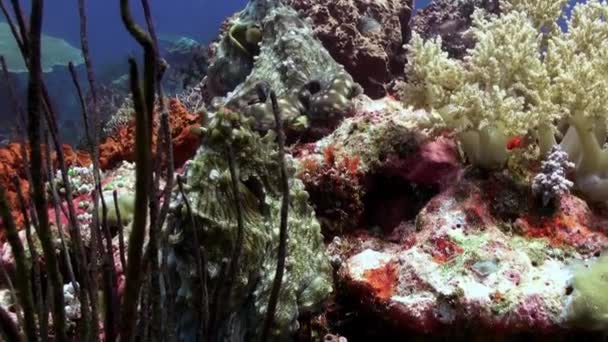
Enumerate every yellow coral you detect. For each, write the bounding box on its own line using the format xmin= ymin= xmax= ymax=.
xmin=401 ymin=0 xmax=608 ymax=176
xmin=501 ymin=0 xmax=568 ymax=34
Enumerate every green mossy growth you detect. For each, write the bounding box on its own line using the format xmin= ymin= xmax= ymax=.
xmin=568 ymin=255 xmax=608 ymax=329
xmin=168 ymin=108 xmax=332 ymax=340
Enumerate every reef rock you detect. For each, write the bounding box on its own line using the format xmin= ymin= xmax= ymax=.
xmin=412 ymin=0 xmax=501 ymax=59
xmin=99 ymin=98 xmax=201 ymax=170
xmin=206 ymin=1 xmax=362 ymax=139
xmin=166 ymin=108 xmax=332 ymax=340
xmin=332 ymin=175 xmax=608 ymax=335
xmin=294 ymin=96 xmax=452 ymax=235
xmin=283 ymin=0 xmax=413 ymax=98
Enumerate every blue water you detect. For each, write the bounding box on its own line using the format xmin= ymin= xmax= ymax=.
xmin=16 ymin=0 xmax=248 ymax=68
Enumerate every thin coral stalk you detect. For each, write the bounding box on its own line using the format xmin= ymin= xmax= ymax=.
xmin=26 ymin=0 xmax=66 ymax=340
xmin=119 ymin=57 xmax=152 ymax=342
xmin=8 ymin=0 xmax=29 ymax=54
xmin=76 ymin=0 xmax=98 ymax=105
xmin=98 ymin=183 xmax=119 ymax=342
xmin=219 ymin=143 xmax=246 ymax=331
xmin=0 ymin=0 xmax=25 ymax=55
xmin=44 ymin=133 xmax=79 ymax=293
xmin=12 ymin=140 xmax=48 ymax=342
xmin=120 ymin=1 xmax=158 ymax=339
xmin=0 ymin=262 xmax=24 ymax=333
xmin=158 ymin=113 xmax=177 ymax=338
xmin=139 ymin=0 xmax=166 ymax=111
xmin=0 ymin=56 xmax=25 ymax=119
xmin=11 ymin=176 xmax=43 ymax=336
xmin=113 ymin=190 xmax=127 ymax=271
xmin=157 ymin=112 xmax=174 ymax=226
xmin=261 ymin=83 xmax=290 ymax=342
xmin=66 ymin=61 xmax=99 ymax=341
xmin=0 ymin=186 xmax=38 ymax=342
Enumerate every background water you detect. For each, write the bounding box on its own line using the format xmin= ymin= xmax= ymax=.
xmin=4 ymin=0 xmax=247 ymax=70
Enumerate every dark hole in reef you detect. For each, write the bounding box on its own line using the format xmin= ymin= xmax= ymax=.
xmin=362 ymin=173 xmax=438 ymax=235
xmin=565 ymin=285 xmax=574 ymax=296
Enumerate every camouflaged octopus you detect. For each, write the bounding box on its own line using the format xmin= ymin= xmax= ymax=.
xmin=165 ymin=108 xmax=332 ymax=341
xmin=208 ymin=1 xmax=362 ymax=134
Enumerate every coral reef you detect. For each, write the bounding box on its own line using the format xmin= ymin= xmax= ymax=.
xmin=160 ymin=36 xmax=211 ymax=95
xmin=167 ymin=108 xmax=332 ymax=340
xmin=297 ymin=144 xmax=364 ymax=236
xmin=332 ymin=176 xmax=608 ymax=334
xmin=402 ymin=0 xmax=608 ymax=201
xmin=0 ymin=143 xmax=91 ymax=237
xmin=282 ymin=0 xmax=413 ymax=98
xmin=293 ymin=96 xmax=455 ymax=235
xmin=5 ymin=0 xmax=608 ymax=340
xmin=98 ymin=98 xmax=201 ymax=170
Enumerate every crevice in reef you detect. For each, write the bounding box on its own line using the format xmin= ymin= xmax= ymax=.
xmin=362 ymin=173 xmax=438 ymax=236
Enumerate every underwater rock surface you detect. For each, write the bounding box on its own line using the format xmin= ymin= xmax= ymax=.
xmin=331 ymin=176 xmax=608 ymax=334
xmin=283 ymin=0 xmax=413 ymax=98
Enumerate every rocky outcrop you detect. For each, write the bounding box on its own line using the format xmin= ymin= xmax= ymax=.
xmin=98 ymin=98 xmax=201 ymax=170
xmin=206 ymin=1 xmax=362 ymax=141
xmin=331 ymin=175 xmax=608 ymax=335
xmin=283 ymin=0 xmax=413 ymax=98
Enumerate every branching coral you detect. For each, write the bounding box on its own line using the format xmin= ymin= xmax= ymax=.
xmin=401 ymin=10 xmax=551 ymax=169
xmin=532 ymin=145 xmax=574 ymax=206
xmin=401 ymin=0 xmax=608 ymax=202
xmin=548 ymin=2 xmax=608 ymax=202
xmin=501 ymin=0 xmax=568 ymax=34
